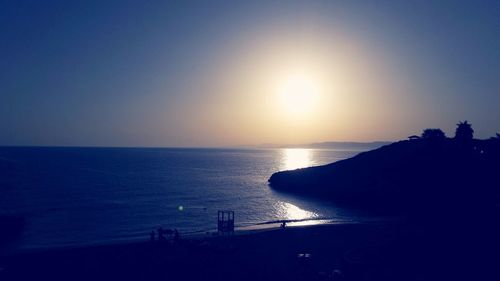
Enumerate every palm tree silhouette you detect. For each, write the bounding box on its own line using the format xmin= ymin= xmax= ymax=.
xmin=455 ymin=121 xmax=474 ymax=141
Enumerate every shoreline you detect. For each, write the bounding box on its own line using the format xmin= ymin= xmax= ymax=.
xmin=4 ymin=217 xmax=397 ymax=256
xmin=2 ymin=219 xmax=498 ymax=280
xmin=1 ymin=222 xmax=398 ymax=280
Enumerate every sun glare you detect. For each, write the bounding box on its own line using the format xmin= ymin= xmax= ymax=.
xmin=276 ymin=202 xmax=318 ymax=221
xmin=277 ymin=73 xmax=321 ymax=116
xmin=281 ymin=148 xmax=313 ymax=170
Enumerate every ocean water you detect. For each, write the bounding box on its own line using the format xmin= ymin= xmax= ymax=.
xmin=0 ymin=146 xmax=378 ymax=251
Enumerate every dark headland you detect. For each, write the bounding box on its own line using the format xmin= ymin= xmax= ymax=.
xmin=269 ymin=123 xmax=500 ymax=217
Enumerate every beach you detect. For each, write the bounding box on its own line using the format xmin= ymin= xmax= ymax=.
xmin=1 ymin=223 xmax=399 ymax=281
xmin=2 ymin=217 xmax=499 ymax=281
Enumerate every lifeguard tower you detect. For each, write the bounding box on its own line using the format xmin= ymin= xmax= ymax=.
xmin=217 ymin=210 xmax=234 ymax=235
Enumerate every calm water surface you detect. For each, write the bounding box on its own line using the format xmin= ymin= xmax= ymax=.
xmin=0 ymin=146 xmax=379 ymax=251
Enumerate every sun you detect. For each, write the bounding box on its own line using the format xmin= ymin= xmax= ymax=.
xmin=277 ymin=73 xmax=321 ymax=116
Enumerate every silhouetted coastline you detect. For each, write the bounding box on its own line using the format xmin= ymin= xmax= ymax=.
xmin=269 ymin=122 xmax=500 ymax=218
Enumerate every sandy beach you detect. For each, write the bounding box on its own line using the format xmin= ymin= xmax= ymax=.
xmin=2 ymin=219 xmax=499 ymax=281
xmin=0 ymin=223 xmax=398 ymax=281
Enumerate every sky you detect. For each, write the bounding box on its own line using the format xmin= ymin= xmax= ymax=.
xmin=1 ymin=0 xmax=499 ymax=147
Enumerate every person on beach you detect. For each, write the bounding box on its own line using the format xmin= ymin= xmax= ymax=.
xmin=280 ymin=221 xmax=287 ymax=229
xmin=173 ymin=229 xmax=179 ymax=242
xmin=158 ymin=227 xmax=166 ymax=241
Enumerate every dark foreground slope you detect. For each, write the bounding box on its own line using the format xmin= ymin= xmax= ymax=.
xmin=269 ymin=138 xmax=500 ymax=216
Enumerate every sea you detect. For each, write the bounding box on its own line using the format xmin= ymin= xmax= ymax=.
xmin=0 ymin=146 xmax=384 ymax=252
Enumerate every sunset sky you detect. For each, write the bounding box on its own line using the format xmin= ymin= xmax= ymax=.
xmin=1 ymin=1 xmax=499 ymax=147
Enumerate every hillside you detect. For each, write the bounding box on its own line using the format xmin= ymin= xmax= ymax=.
xmin=269 ymin=137 xmax=500 ymax=215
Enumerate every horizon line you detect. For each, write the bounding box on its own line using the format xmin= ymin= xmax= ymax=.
xmin=0 ymin=140 xmax=394 ymax=150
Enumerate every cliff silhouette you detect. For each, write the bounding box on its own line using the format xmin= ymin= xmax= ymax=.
xmin=269 ymin=123 xmax=500 ymax=218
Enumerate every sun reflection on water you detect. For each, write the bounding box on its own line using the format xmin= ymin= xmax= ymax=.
xmin=278 ymin=202 xmax=318 ymax=220
xmin=281 ymin=148 xmax=313 ymax=170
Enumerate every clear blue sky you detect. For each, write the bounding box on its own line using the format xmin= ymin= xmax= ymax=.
xmin=1 ymin=1 xmax=499 ymax=147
